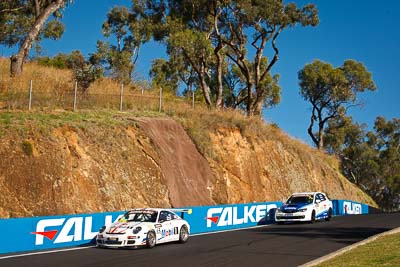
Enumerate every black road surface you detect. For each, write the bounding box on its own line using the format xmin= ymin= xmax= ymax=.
xmin=1 ymin=213 xmax=399 ymax=267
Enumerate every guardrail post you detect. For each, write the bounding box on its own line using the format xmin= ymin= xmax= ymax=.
xmin=192 ymin=90 xmax=195 ymax=109
xmin=159 ymin=86 xmax=162 ymax=112
xmin=28 ymin=80 xmax=32 ymax=111
xmin=120 ymin=83 xmax=124 ymax=111
xmin=73 ymin=81 xmax=78 ymax=111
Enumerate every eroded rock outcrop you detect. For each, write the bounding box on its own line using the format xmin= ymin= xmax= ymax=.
xmin=0 ymin=116 xmax=375 ymax=218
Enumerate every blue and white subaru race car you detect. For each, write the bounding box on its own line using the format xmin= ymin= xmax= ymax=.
xmin=275 ymin=192 xmax=333 ymax=224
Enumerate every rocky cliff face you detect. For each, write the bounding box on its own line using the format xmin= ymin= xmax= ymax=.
xmin=207 ymin=127 xmax=371 ymax=204
xmin=0 ymin=115 xmax=374 ymax=218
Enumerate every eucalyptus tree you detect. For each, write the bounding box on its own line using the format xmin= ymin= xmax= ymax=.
xmin=370 ymin=117 xmax=400 ymax=211
xmin=168 ymin=29 xmax=215 ymax=105
xmin=216 ymin=0 xmax=319 ymax=116
xmin=149 ymin=58 xmax=180 ymax=94
xmin=324 ymin=115 xmax=400 ymax=211
xmin=93 ymin=4 xmax=151 ymax=84
xmin=224 ymin=57 xmax=281 ymax=111
xmin=299 ymin=59 xmax=376 ymax=149
xmin=165 ymin=0 xmax=225 ymax=107
xmin=0 ymin=0 xmax=72 ymax=76
xmin=141 ymin=0 xmax=318 ymax=114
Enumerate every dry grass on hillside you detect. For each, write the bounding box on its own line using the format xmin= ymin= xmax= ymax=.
xmin=0 ymin=57 xmax=154 ymax=95
xmin=0 ymin=57 xmax=342 ymax=177
xmin=0 ymin=57 xmax=73 ymax=92
xmin=0 ymin=57 xmax=339 ymax=167
xmin=0 ymin=58 xmax=195 ymax=111
xmin=175 ymin=108 xmax=340 ymax=168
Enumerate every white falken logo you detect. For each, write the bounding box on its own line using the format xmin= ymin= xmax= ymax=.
xmin=206 ymin=204 xmax=277 ymax=227
xmin=33 ymin=215 xmax=116 ymax=245
xmin=343 ymin=201 xmax=362 ymax=214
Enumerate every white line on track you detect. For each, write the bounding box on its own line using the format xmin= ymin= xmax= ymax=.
xmin=0 ymin=224 xmax=270 ymax=260
xmin=0 ymin=246 xmax=95 ymax=260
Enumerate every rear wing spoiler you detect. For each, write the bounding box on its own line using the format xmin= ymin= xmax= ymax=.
xmin=170 ymin=208 xmax=192 ymax=219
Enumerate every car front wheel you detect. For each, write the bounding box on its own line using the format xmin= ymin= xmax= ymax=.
xmin=325 ymin=208 xmax=332 ymax=221
xmin=146 ymin=231 xmax=156 ymax=248
xmin=310 ymin=210 xmax=316 ymax=224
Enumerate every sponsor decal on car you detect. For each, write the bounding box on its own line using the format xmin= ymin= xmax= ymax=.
xmin=161 ymin=228 xmax=178 ymax=237
xmin=206 ymin=204 xmax=277 ymax=227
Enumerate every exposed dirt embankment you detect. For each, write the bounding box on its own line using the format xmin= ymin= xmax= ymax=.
xmin=135 ymin=118 xmax=215 ymax=207
xmin=0 ymin=114 xmax=375 ymax=218
xmin=207 ymin=127 xmax=371 ymax=204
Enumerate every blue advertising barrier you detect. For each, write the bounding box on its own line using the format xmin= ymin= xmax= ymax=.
xmin=183 ymin=202 xmax=282 ymax=234
xmin=331 ymin=200 xmax=369 ymax=216
xmin=0 ymin=211 xmax=123 ymax=254
xmin=0 ymin=200 xmax=369 ymax=254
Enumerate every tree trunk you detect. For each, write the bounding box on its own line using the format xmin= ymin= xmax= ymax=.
xmin=317 ymin=122 xmax=324 ymax=149
xmin=308 ymin=106 xmax=320 ymax=148
xmin=199 ymin=64 xmax=212 ymax=107
xmin=246 ymin=83 xmax=253 ymax=116
xmin=10 ymin=55 xmax=24 ymax=76
xmin=251 ymin=98 xmax=264 ymax=116
xmin=10 ymin=0 xmax=65 ymax=77
xmin=214 ymin=47 xmax=224 ymax=109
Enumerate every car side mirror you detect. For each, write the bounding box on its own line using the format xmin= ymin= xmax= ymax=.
xmin=315 ymin=199 xmax=321 ymax=204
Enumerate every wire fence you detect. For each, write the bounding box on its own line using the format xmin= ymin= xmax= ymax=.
xmin=0 ymin=79 xmax=200 ymax=114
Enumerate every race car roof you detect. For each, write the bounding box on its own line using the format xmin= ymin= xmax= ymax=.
xmin=125 ymin=208 xmax=191 ymax=213
xmin=291 ymin=192 xmax=324 ymax=196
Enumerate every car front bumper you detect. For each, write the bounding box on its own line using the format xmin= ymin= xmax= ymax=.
xmin=96 ymin=233 xmax=147 ymax=247
xmin=275 ymin=211 xmax=309 ymax=222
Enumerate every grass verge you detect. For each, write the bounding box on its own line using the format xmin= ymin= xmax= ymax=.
xmin=315 ymin=231 xmax=400 ymax=267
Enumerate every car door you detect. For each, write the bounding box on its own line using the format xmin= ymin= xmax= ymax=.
xmin=315 ymin=193 xmax=327 ymax=215
xmin=157 ymin=210 xmax=179 ymax=243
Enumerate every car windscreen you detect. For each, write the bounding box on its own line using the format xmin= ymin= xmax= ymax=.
xmin=286 ymin=195 xmax=313 ymax=204
xmin=122 ymin=210 xmax=158 ymax=223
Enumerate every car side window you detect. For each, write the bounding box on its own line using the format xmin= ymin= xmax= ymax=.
xmin=159 ymin=211 xmax=175 ymax=222
xmin=165 ymin=211 xmax=174 ymax=221
xmin=317 ymin=193 xmax=326 ymax=201
xmin=159 ymin=211 xmax=168 ymax=222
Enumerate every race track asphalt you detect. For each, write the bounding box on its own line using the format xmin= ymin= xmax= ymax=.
xmin=1 ymin=213 xmax=399 ymax=267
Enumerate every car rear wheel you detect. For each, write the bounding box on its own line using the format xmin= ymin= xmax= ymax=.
xmin=325 ymin=208 xmax=332 ymax=221
xmin=179 ymin=225 xmax=189 ymax=243
xmin=146 ymin=231 xmax=156 ymax=248
xmin=309 ymin=210 xmax=316 ymax=224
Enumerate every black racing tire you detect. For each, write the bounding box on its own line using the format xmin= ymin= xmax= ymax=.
xmin=309 ymin=210 xmax=316 ymax=224
xmin=325 ymin=208 xmax=332 ymax=221
xmin=146 ymin=231 xmax=156 ymax=248
xmin=179 ymin=225 xmax=189 ymax=243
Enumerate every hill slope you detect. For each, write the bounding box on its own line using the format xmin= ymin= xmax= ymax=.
xmin=0 ymin=111 xmax=375 ymax=218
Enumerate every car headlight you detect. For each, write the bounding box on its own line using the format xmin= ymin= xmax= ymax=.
xmin=99 ymin=226 xmax=106 ymax=233
xmin=132 ymin=226 xmax=142 ymax=234
xmin=298 ymin=208 xmax=307 ymax=212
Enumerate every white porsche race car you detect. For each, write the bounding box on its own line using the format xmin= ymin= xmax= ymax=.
xmin=96 ymin=208 xmax=190 ymax=248
xmin=275 ymin=192 xmax=333 ymax=224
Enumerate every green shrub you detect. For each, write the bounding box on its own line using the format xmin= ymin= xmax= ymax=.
xmin=22 ymin=140 xmax=34 ymax=156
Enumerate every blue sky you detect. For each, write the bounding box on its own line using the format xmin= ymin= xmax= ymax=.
xmin=1 ymin=0 xmax=399 ymax=145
